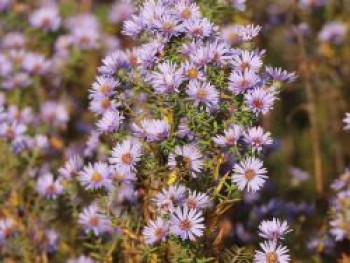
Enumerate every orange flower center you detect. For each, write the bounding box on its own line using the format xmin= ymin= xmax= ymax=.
xmin=196 ymin=88 xmax=208 ymax=99
xmin=244 ymin=169 xmax=256 ymax=181
xmin=89 ymin=216 xmax=99 ymax=226
xmin=101 ymin=98 xmax=111 ymax=109
xmin=181 ymin=8 xmax=191 ymax=19
xmin=179 ymin=219 xmax=192 ymax=231
xmin=266 ymin=252 xmax=278 ymax=263
xmin=91 ymin=172 xmax=103 ymax=183
xmin=252 ymin=99 xmax=263 ymax=109
xmin=187 ymin=68 xmax=198 ymax=79
xmin=121 ymin=153 xmax=133 ymax=164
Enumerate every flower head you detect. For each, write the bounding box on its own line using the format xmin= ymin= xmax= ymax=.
xmin=258 ymin=218 xmax=291 ymax=241
xmin=254 ymin=241 xmax=290 ymax=263
xmin=109 ymin=138 xmax=142 ymax=171
xmin=143 ymin=217 xmax=169 ymax=244
xmin=36 ymin=173 xmax=64 ymax=199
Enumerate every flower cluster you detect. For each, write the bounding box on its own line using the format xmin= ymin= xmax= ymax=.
xmin=254 ymin=218 xmax=291 ymax=263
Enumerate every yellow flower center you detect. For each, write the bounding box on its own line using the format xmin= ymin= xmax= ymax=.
xmin=91 ymin=172 xmax=103 ymax=183
xmin=244 ymin=169 xmax=256 ymax=181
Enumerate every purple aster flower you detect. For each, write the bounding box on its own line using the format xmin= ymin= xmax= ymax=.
xmin=34 ymin=134 xmax=50 ymax=151
xmin=137 ymin=40 xmax=164 ymax=69
xmin=180 ymin=39 xmax=202 ymax=58
xmin=228 ymin=69 xmax=259 ymax=95
xmin=254 ymin=241 xmax=290 ymax=263
xmin=258 ymin=218 xmax=291 ymax=241
xmin=0 ymin=121 xmax=27 ymax=141
xmin=0 ymin=54 xmax=12 ymax=77
xmin=2 ymin=32 xmax=26 ymax=50
xmin=176 ymin=117 xmax=195 ymax=140
xmin=170 ymin=206 xmax=205 ymax=241
xmin=232 ymin=157 xmax=268 ymax=192
xmin=184 ymin=190 xmax=212 ymax=210
xmin=245 ymin=88 xmax=275 ymax=115
xmin=231 ymin=0 xmax=246 ymax=11
xmin=174 ymin=0 xmax=201 ymax=21
xmin=22 ymin=52 xmax=51 ymax=75
xmin=29 ymin=6 xmax=61 ymax=32
xmin=78 ymin=204 xmax=111 ymax=236
xmin=265 ymin=66 xmax=297 ymax=83
xmin=184 ymin=17 xmax=214 ymax=39
xmin=67 ymin=255 xmax=96 ymax=263
xmin=79 ymin=162 xmax=113 ymax=191
xmin=58 ymin=155 xmax=83 ymax=180
xmin=330 ymin=216 xmax=349 ymax=241
xmin=142 ymin=217 xmax=169 ymax=244
xmin=181 ymin=61 xmax=206 ymax=81
xmin=108 ymin=0 xmax=135 ymax=24
xmin=213 ymin=124 xmax=242 ymax=147
xmin=148 ymin=61 xmax=184 ymax=94
xmin=318 ymin=22 xmax=347 ymax=45
xmin=132 ymin=118 xmax=170 ymax=141
xmin=89 ymin=97 xmax=118 ymax=115
xmin=7 ymin=105 xmax=34 ymax=125
xmin=2 ymin=73 xmax=32 ymax=90
xmin=122 ymin=15 xmax=145 ymax=37
xmin=89 ymin=76 xmax=119 ymax=99
xmin=55 ymin=35 xmax=74 ymax=57
xmin=71 ymin=28 xmax=100 ymax=50
xmin=209 ymin=40 xmax=233 ymax=66
xmin=168 ymin=144 xmax=204 ymax=178
xmin=96 ymin=110 xmax=124 ymax=134
xmin=153 ymin=14 xmax=184 ymax=38
xmin=289 ymin=167 xmax=310 ymax=184
xmin=36 ymin=173 xmax=64 ymax=199
xmin=84 ymin=132 xmax=100 ymax=157
xmin=41 ymin=101 xmax=69 ymax=127
xmin=189 ymin=44 xmax=213 ymax=67
xmin=331 ymin=170 xmax=350 ymax=191
xmin=244 ymin=126 xmax=272 ymax=152
xmin=98 ymin=50 xmax=127 ymax=75
xmin=154 ymin=184 xmax=187 ymax=209
xmin=0 ymin=0 xmax=10 ymax=12
xmin=186 ymin=80 xmax=219 ymax=110
xmin=231 ymin=50 xmax=263 ymax=72
xmin=109 ymin=138 xmax=142 ymax=171
xmin=221 ymin=24 xmax=261 ymax=45
xmin=111 ymin=167 xmax=137 ymax=184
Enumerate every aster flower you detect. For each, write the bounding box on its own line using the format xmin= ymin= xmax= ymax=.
xmin=258 ymin=218 xmax=291 ymax=241
xmin=108 ymin=0 xmax=134 ymax=24
xmin=137 ymin=41 xmax=164 ymax=69
xmin=213 ymin=124 xmax=242 ymax=147
xmin=189 ymin=44 xmax=213 ymax=67
xmin=245 ymin=88 xmax=275 ymax=115
xmin=109 ymin=138 xmax=142 ymax=171
xmin=122 ymin=15 xmax=145 ymax=37
xmin=58 ymin=155 xmax=83 ymax=179
xmin=67 ymin=255 xmax=96 ymax=263
xmin=228 ymin=69 xmax=259 ymax=95
xmin=132 ymin=118 xmax=170 ymax=141
xmin=111 ymin=167 xmax=137 ymax=183
xmin=71 ymin=28 xmax=100 ymax=50
xmin=186 ymin=80 xmax=219 ymax=110
xmin=170 ymin=206 xmax=205 ymax=241
xmin=79 ymin=162 xmax=113 ymax=191
xmin=265 ymin=67 xmax=297 ymax=83
xmin=154 ymin=184 xmax=187 ymax=207
xmin=181 ymin=61 xmax=205 ymax=81
xmin=0 ymin=122 xmax=27 ymax=141
xmin=22 ymin=52 xmax=50 ymax=75
xmin=7 ymin=105 xmax=34 ymax=125
xmin=168 ymin=144 xmax=204 ymax=177
xmin=29 ymin=6 xmax=61 ymax=32
xmin=0 ymin=54 xmax=12 ymax=77
xmin=2 ymin=72 xmax=32 ymax=90
xmin=209 ymin=40 xmax=233 ymax=66
xmin=90 ymin=76 xmax=119 ymax=99
xmin=177 ymin=117 xmax=195 ymax=139
xmin=254 ymin=241 xmax=290 ymax=263
xmin=154 ymin=14 xmax=184 ymax=38
xmin=174 ymin=0 xmax=201 ymax=21
xmin=231 ymin=0 xmax=247 ymax=11
xmin=84 ymin=132 xmax=100 ymax=157
xmin=244 ymin=126 xmax=273 ymax=152
xmin=221 ymin=24 xmax=261 ymax=45
xmin=36 ymin=173 xmax=64 ymax=199
xmin=184 ymin=17 xmax=214 ymax=39
xmin=96 ymin=110 xmax=124 ymax=134
xmin=184 ymin=191 xmax=212 ymax=210
xmin=143 ymin=217 xmax=169 ymax=244
xmin=0 ymin=0 xmax=10 ymax=12
xmin=98 ymin=51 xmax=127 ymax=75
xmin=89 ymin=97 xmax=118 ymax=115
xmin=41 ymin=101 xmax=69 ymax=127
xmin=2 ymin=32 xmax=26 ymax=50
xmin=148 ymin=61 xmax=184 ymax=94
xmin=232 ymin=157 xmax=268 ymax=192
xmin=231 ymin=50 xmax=263 ymax=72
xmin=318 ymin=22 xmax=347 ymax=45
xmin=78 ymin=204 xmax=111 ymax=236
xmin=343 ymin=113 xmax=350 ymax=130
